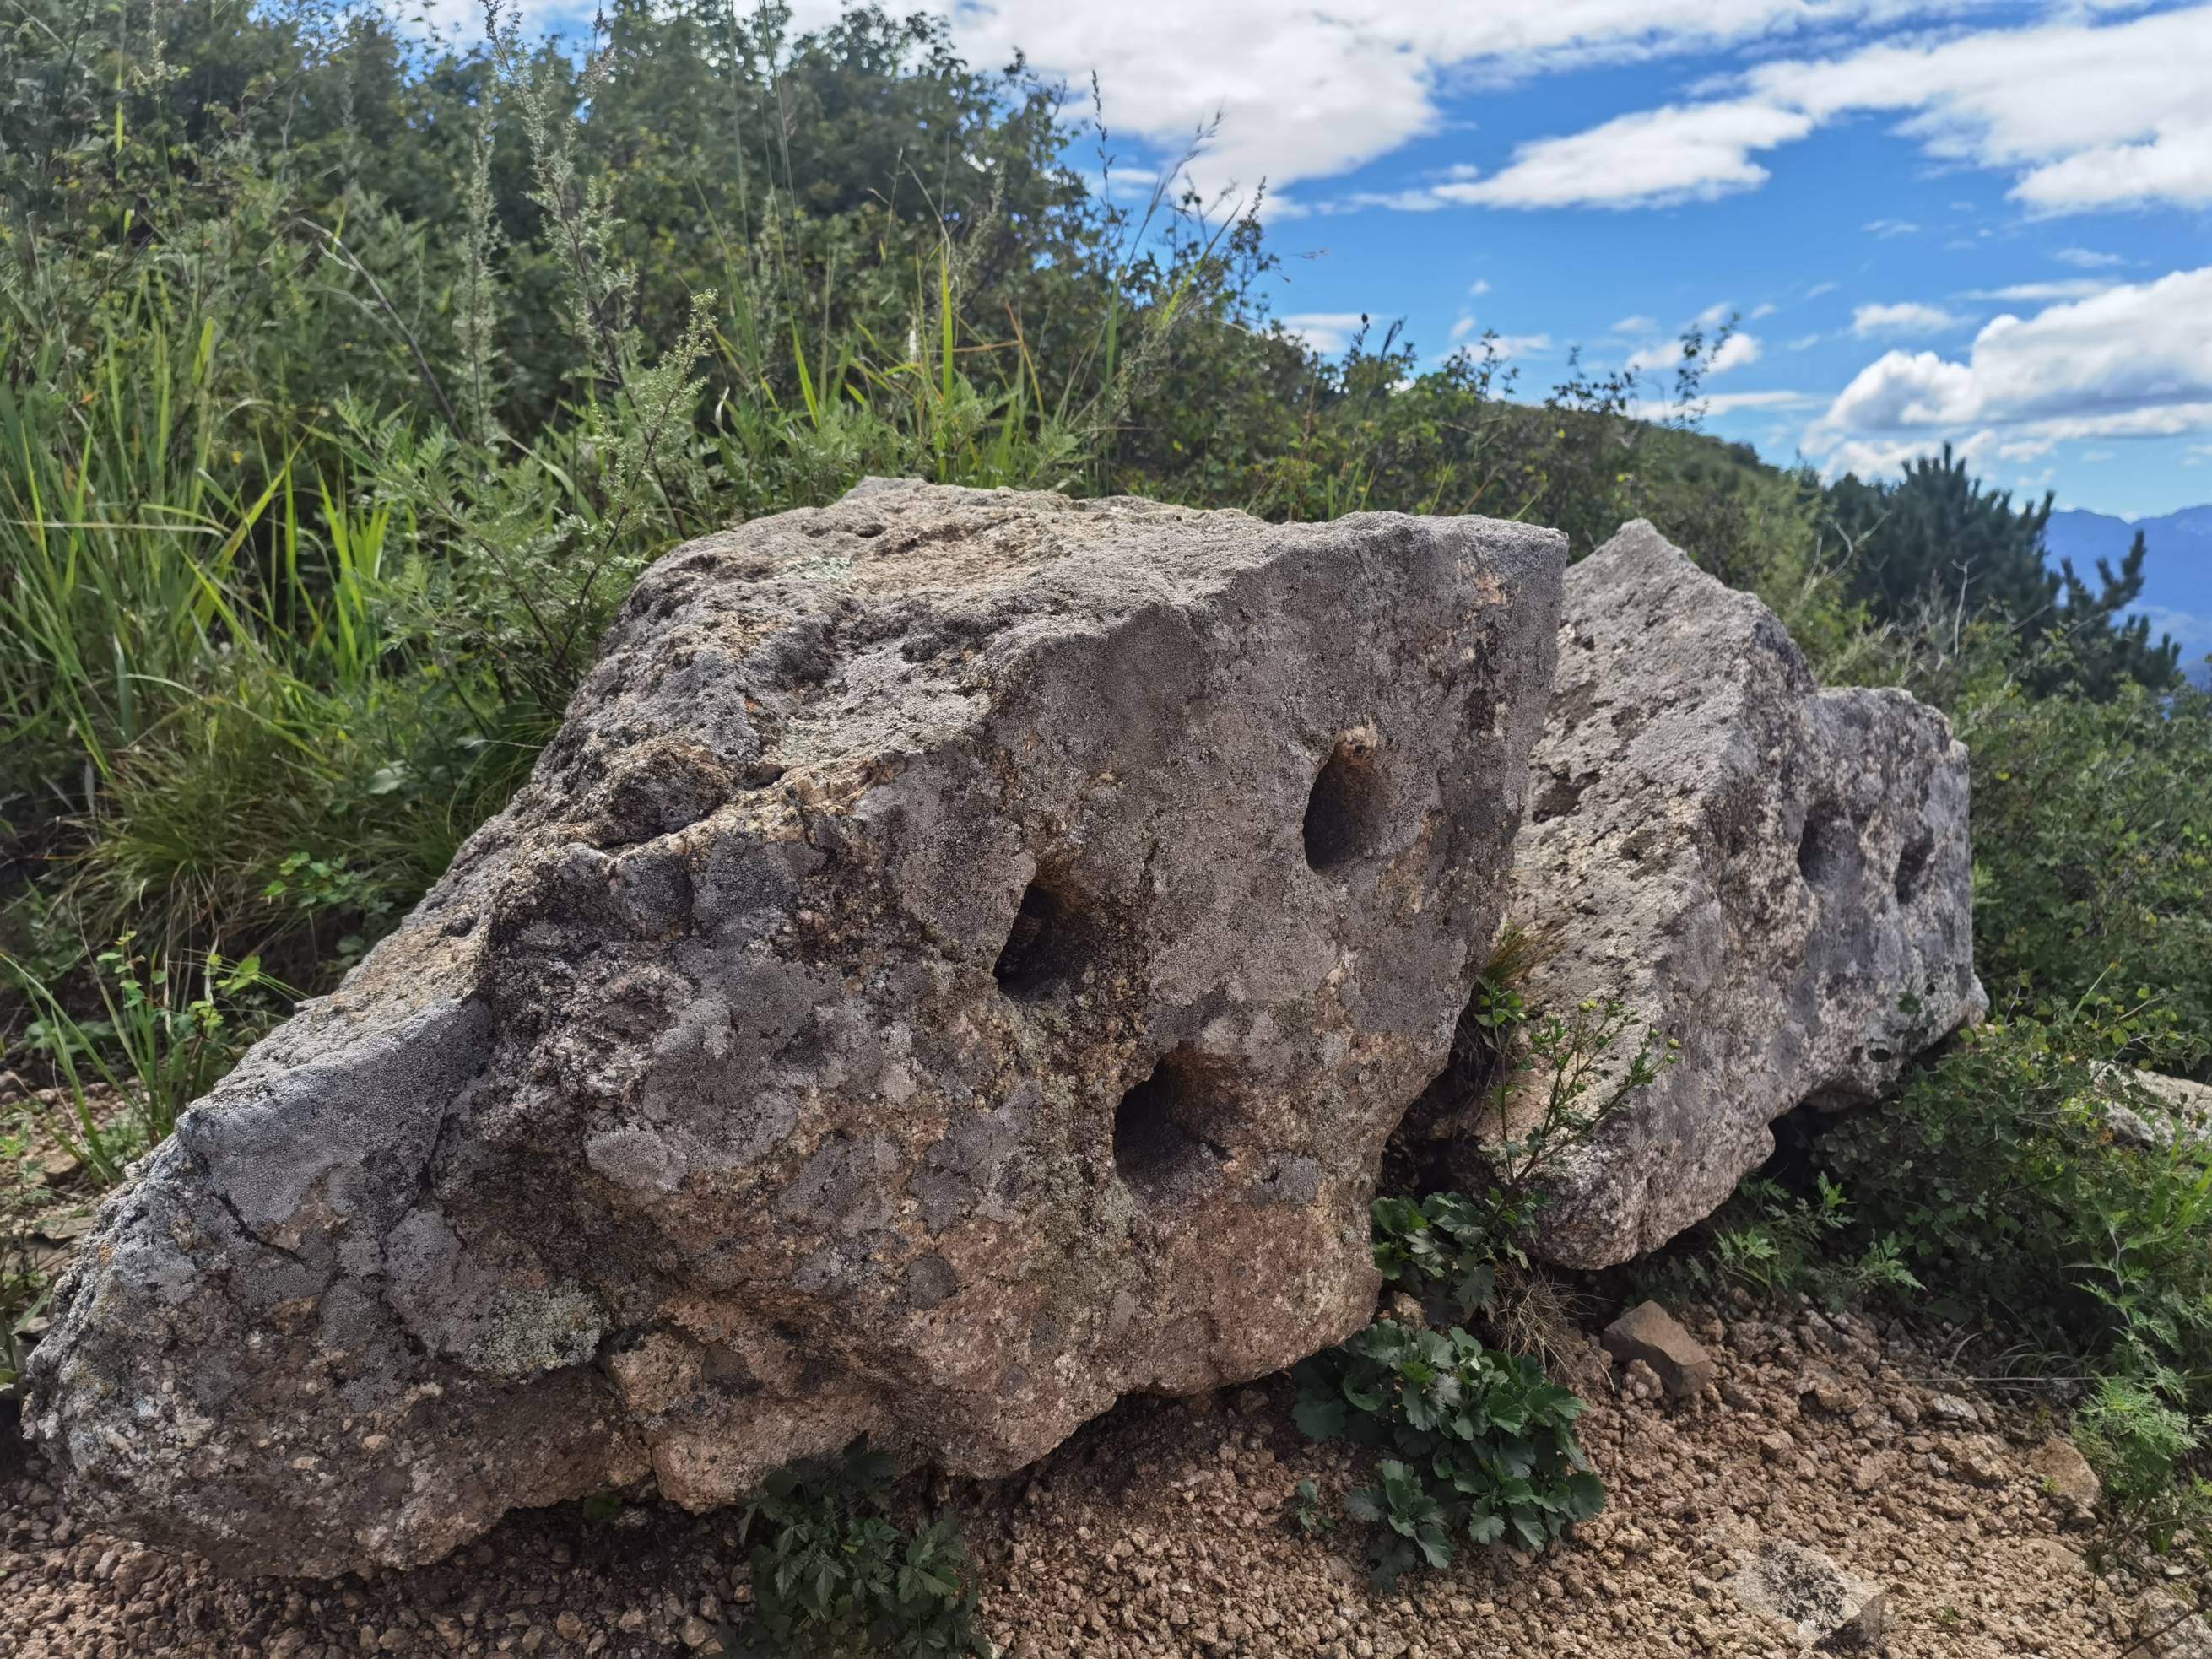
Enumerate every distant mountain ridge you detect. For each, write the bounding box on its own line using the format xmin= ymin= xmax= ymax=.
xmin=2046 ymin=505 xmax=2212 ymax=684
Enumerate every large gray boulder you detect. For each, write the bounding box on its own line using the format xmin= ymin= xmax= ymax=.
xmin=1427 ymin=521 xmax=1984 ymax=1267
xmin=26 ymin=479 xmax=1563 ymax=1575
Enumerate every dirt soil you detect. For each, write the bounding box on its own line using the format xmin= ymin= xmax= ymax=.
xmin=6 ymin=1289 xmax=2212 ymax=1659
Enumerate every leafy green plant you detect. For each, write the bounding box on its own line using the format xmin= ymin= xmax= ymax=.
xmin=1295 ymin=961 xmax=1674 ymax=1585
xmin=1284 ymin=1478 xmax=1333 ymax=1538
xmin=2076 ymin=1373 xmax=2212 ymax=1554
xmin=0 ymin=1121 xmax=57 ymax=1389
xmin=1371 ymin=1191 xmax=1519 ymax=1322
xmin=1294 ymin=1321 xmax=1603 ymax=1588
xmin=1824 ymin=999 xmax=2211 ymax=1368
xmin=717 ymin=1440 xmax=989 ymax=1658
xmin=1648 ymin=1175 xmax=1922 ymax=1310
xmin=1398 ymin=927 xmax=1675 ymax=1291
xmin=1483 ymin=996 xmax=1675 ymax=1195
xmin=2 ymin=940 xmax=282 ymax=1181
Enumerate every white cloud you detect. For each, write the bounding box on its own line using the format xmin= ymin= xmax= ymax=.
xmin=1422 ymin=101 xmax=1818 ymax=209
xmin=1709 ymin=332 xmax=1764 ymax=372
xmin=1470 ymin=279 xmax=1493 ymax=296
xmin=1806 ymin=281 xmax=1838 ymax=300
xmin=1639 ymin=387 xmax=1817 ymax=419
xmin=1450 ymin=313 xmax=1479 ymax=340
xmin=1279 ymin=312 xmax=1373 ymax=354
xmin=1961 ymin=278 xmax=2116 ymax=302
xmin=1749 ymin=301 xmax=1778 ymax=319
xmin=2056 ymin=246 xmax=2127 ymax=269
xmin=1627 ymin=314 xmax=1760 ymax=374
xmin=480 ymin=2 xmax=2212 ymax=237
xmin=1490 ymin=333 xmax=1555 ymax=359
xmin=1810 ymin=265 xmax=2212 ymax=470
xmin=745 ymin=0 xmax=2080 ymax=212
xmin=1863 ymin=217 xmax=1919 ymax=237
xmin=1301 ymin=7 xmax=2212 ymax=216
xmin=1787 ymin=332 xmax=1825 ymax=350
xmin=1852 ymin=300 xmax=1970 ymax=337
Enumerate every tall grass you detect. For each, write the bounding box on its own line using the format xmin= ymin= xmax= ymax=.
xmin=0 ymin=0 xmax=1766 ymax=1082
xmin=0 ymin=5 xmax=1146 ymax=996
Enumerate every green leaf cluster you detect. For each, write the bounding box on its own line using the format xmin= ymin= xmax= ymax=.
xmin=721 ymin=1440 xmax=990 ymax=1658
xmin=1294 ymin=1321 xmax=1602 ymax=1588
xmin=1644 ymin=1175 xmax=1922 ymax=1311
xmin=1371 ymin=1192 xmax=1515 ymax=1322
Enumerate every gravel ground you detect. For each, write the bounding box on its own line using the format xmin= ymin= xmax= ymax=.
xmin=5 ymin=1294 xmax=2209 ymax=1658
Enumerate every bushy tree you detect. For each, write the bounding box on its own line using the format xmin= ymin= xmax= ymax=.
xmin=1825 ymin=446 xmax=2177 ymax=694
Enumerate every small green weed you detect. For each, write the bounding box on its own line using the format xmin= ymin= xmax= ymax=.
xmin=2 ymin=939 xmax=283 ymax=1179
xmin=716 ymin=1440 xmax=989 ymax=1658
xmin=1294 ymin=1321 xmax=1603 ymax=1588
xmin=1284 ymin=1478 xmax=1333 ymax=1538
xmin=2076 ymin=1373 xmax=2212 ymax=1554
xmin=1649 ymin=1175 xmax=1922 ymax=1310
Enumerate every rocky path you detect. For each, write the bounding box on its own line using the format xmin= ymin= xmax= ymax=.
xmin=4 ymin=1299 xmax=2205 ymax=1658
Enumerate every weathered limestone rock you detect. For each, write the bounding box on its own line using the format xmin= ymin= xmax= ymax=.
xmin=1602 ymin=1300 xmax=1717 ymax=1398
xmin=2029 ymin=1435 xmax=2102 ymax=1513
xmin=26 ymin=479 xmax=1562 ymax=1575
xmin=1729 ymin=1538 xmax=1889 ymax=1651
xmin=1430 ymin=521 xmax=1984 ymax=1267
xmin=2097 ymin=1065 xmax=2212 ymax=1148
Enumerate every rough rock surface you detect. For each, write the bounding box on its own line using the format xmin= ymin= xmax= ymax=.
xmin=2100 ymin=1066 xmax=2212 ymax=1149
xmin=24 ymin=478 xmax=1563 ymax=1575
xmin=2030 ymin=1435 xmax=2103 ymax=1513
xmin=1433 ymin=520 xmax=1986 ymax=1267
xmin=1602 ymin=1301 xmax=1717 ymax=1399
xmin=1725 ymin=1536 xmax=1887 ymax=1651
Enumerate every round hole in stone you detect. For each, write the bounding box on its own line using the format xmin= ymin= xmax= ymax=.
xmin=1797 ymin=810 xmax=1849 ymax=887
xmin=1112 ymin=1050 xmax=1228 ymax=1202
xmin=992 ymin=871 xmax=1091 ymax=1000
xmin=1303 ymin=738 xmax=1387 ymax=874
xmin=1893 ymin=831 xmax=1935 ymax=904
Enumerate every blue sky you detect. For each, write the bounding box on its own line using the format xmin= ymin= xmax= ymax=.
xmin=499 ymin=0 xmax=2212 ymax=520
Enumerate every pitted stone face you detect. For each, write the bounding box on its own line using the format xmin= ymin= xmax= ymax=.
xmin=1414 ymin=520 xmax=1985 ymax=1269
xmin=27 ymin=479 xmax=1564 ymax=1575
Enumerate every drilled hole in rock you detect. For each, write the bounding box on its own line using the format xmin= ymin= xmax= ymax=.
xmin=1303 ymin=740 xmax=1387 ymax=873
xmin=1113 ymin=1051 xmax=1228 ymax=1202
xmin=1894 ymin=832 xmax=1935 ymax=904
xmin=1797 ymin=812 xmax=1852 ymax=887
xmin=992 ymin=873 xmax=1091 ymax=1000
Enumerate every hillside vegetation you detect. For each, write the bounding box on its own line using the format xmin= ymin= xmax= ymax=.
xmin=4 ymin=0 xmax=2212 ymax=1575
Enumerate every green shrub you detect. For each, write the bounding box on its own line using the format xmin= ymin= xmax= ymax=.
xmin=2075 ymin=1374 xmax=2212 ymax=1554
xmin=1284 ymin=1478 xmax=1332 ymax=1538
xmin=718 ymin=1440 xmax=989 ymax=1658
xmin=1643 ymin=1175 xmax=1922 ymax=1311
xmin=1371 ymin=1191 xmax=1522 ymax=1324
xmin=1961 ymin=678 xmax=2212 ymax=1067
xmin=1293 ymin=1321 xmax=1603 ymax=1587
xmin=1823 ymin=1003 xmax=2212 ymax=1374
